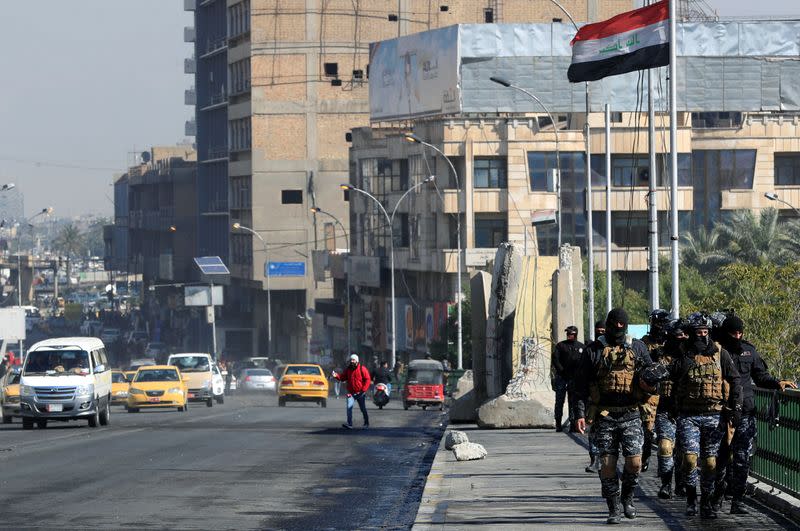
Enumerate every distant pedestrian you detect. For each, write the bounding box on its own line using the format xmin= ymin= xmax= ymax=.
xmin=332 ymin=354 xmax=371 ymax=429
xmin=552 ymin=325 xmax=584 ymax=432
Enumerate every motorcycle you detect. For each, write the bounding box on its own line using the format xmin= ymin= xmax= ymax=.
xmin=373 ymin=382 xmax=390 ymax=409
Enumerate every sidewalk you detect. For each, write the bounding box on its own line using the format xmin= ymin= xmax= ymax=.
xmin=414 ymin=425 xmax=797 ymax=530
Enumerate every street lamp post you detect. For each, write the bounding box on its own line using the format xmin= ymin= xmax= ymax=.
xmin=489 ymin=77 xmax=563 ymax=248
xmin=403 ymin=133 xmax=465 ymax=370
xmin=309 ymin=207 xmax=351 ymax=353
xmin=765 ymin=192 xmax=800 ymax=217
xmin=15 ymin=206 xmax=53 ymax=356
xmin=341 ymin=176 xmax=434 ymax=369
xmin=232 ymin=223 xmax=272 ymax=357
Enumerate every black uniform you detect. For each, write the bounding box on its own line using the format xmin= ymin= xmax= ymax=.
xmin=552 ymin=338 xmax=585 ymax=430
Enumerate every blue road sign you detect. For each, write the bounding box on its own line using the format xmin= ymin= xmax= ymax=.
xmin=194 ymin=256 xmax=230 ymax=275
xmin=267 ymin=261 xmax=305 ymax=277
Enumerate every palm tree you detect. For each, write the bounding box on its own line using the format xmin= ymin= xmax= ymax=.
xmin=780 ymin=218 xmax=800 ymax=258
xmin=714 ymin=208 xmax=791 ymax=266
xmin=681 ymin=225 xmax=730 ymax=274
xmin=53 ymin=223 xmax=85 ymax=283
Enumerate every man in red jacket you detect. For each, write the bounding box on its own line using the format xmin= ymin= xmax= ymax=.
xmin=332 ymin=353 xmax=371 ymax=429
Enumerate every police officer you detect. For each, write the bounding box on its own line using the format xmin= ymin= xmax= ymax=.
xmin=583 ymin=320 xmax=607 ymax=473
xmin=574 ymin=308 xmax=653 ymax=524
xmin=713 ymin=315 xmax=797 ymax=515
xmin=640 ymin=309 xmax=671 ymax=472
xmin=552 ymin=325 xmax=585 ymax=432
xmin=652 ymin=318 xmax=687 ymax=499
xmin=668 ymin=312 xmax=742 ymax=519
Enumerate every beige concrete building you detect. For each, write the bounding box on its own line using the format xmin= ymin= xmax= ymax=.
xmin=339 ymin=110 xmax=800 ymax=358
xmin=188 ymin=0 xmax=640 ymax=360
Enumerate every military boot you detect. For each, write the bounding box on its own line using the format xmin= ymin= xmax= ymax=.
xmin=730 ymin=497 xmax=750 ymax=515
xmin=658 ymin=471 xmax=673 ymax=499
xmin=555 ymin=416 xmax=563 ymax=432
xmin=685 ymin=486 xmax=697 ymax=516
xmin=711 ymin=484 xmax=725 ymax=513
xmin=621 ymin=486 xmax=637 ymax=519
xmin=674 ymin=482 xmax=686 ymax=498
xmin=700 ymin=493 xmax=718 ymax=520
xmin=605 ymin=495 xmax=622 ymax=524
xmin=585 ymin=455 xmax=599 ymax=473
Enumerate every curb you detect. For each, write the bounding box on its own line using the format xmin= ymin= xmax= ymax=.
xmin=749 ymin=477 xmax=800 ymax=525
xmin=412 ymin=429 xmax=451 ymax=529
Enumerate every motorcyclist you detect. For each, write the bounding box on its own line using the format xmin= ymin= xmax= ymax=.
xmin=372 ymin=360 xmax=393 ymax=397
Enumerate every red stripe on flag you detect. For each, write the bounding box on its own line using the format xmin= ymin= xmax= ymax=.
xmin=572 ymin=1 xmax=669 ymax=44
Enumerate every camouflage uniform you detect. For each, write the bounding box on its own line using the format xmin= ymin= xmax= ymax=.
xmin=669 ymin=337 xmax=742 ymax=518
xmin=651 ymin=331 xmax=684 ymax=498
xmin=640 ymin=333 xmax=664 ymax=470
xmin=574 ymin=309 xmax=653 ymax=524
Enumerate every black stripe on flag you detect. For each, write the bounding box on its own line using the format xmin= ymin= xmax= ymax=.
xmin=568 ymin=42 xmax=669 ymax=83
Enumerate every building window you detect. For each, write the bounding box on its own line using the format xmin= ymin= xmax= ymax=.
xmin=378 ymin=159 xmax=409 ymax=192
xmin=474 ymin=158 xmax=507 ymax=188
xmin=528 ymin=152 xmax=584 ymax=192
xmin=693 ymin=150 xmax=756 ymax=190
xmin=393 ymin=213 xmax=409 ymax=247
xmin=774 ymin=153 xmax=800 ymax=185
xmin=228 ymin=118 xmax=251 ymax=152
xmin=228 ymin=0 xmax=251 ymax=38
xmin=228 ymin=59 xmax=251 ymax=95
xmin=281 ymin=190 xmax=303 ymax=204
xmin=484 ymin=8 xmax=494 ymax=22
xmin=591 ymin=154 xmax=692 ymax=187
xmin=343 ymin=189 xmax=350 ymax=202
xmin=475 ymin=216 xmax=507 ymax=248
xmin=691 ymin=112 xmax=743 ymax=129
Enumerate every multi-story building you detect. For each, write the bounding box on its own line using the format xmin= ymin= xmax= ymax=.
xmin=186 ymin=0 xmax=640 ymax=361
xmin=338 ymin=19 xmax=800 ymax=362
xmin=0 ymin=187 xmax=24 ymax=225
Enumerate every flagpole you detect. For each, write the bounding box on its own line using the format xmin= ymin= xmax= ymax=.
xmin=647 ymin=0 xmax=660 ymax=312
xmin=668 ymin=0 xmax=680 ymax=318
xmin=604 ymin=104 xmax=612 ymax=314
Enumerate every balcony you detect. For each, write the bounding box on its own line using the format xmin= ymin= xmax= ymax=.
xmin=184 ymin=87 xmax=196 ymax=106
xmin=185 ymin=119 xmax=197 ymax=137
xmin=184 ymin=26 xmax=196 ymax=43
xmin=199 ymin=91 xmax=228 ymax=111
xmin=202 ymin=36 xmax=228 ymax=57
xmin=184 ymin=0 xmax=195 ymax=10
xmin=184 ymin=56 xmax=196 ymax=74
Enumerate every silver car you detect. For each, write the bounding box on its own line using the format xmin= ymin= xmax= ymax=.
xmin=239 ymin=369 xmax=276 ymax=393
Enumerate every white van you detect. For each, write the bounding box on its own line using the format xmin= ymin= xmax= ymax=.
xmin=167 ymin=353 xmax=221 ymax=406
xmin=19 ymin=337 xmax=113 ymax=429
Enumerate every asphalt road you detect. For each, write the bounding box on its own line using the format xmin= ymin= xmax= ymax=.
xmin=0 ymin=393 xmax=445 ymax=530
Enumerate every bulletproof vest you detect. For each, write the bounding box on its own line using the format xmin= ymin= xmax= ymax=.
xmin=596 ymin=337 xmax=637 ymax=396
xmin=656 ymin=352 xmax=674 ymax=399
xmin=677 ymin=344 xmax=725 ymax=412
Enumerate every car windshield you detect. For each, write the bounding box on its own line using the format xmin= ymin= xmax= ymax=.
xmin=246 ymin=369 xmax=272 ymax=376
xmin=24 ymin=350 xmax=91 ymax=376
xmin=135 ymin=369 xmax=179 ymax=382
xmin=170 ymin=356 xmax=210 ymax=372
xmin=248 ymin=359 xmax=269 ymax=368
xmin=285 ymin=366 xmax=322 ymax=376
xmin=407 ymin=369 xmax=442 ymax=385
xmin=112 ymin=372 xmax=127 ymax=383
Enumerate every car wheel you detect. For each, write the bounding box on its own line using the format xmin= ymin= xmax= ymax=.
xmin=422 ymin=405 xmax=427 ymax=411
xmin=99 ymin=400 xmax=110 ymax=426
xmin=128 ymin=407 xmax=139 ymax=413
xmin=88 ymin=407 xmax=100 ymax=427
xmin=184 ymin=401 xmax=189 ymax=412
xmin=278 ymin=397 xmax=286 ymax=407
xmin=403 ymin=401 xmax=410 ymax=411
xmin=320 ymin=399 xmax=327 ymax=408
xmin=206 ymin=397 xmax=213 ymax=408
xmin=22 ymin=418 xmax=33 ymax=430
xmin=2 ymin=415 xmax=11 ymax=424
xmin=216 ymin=395 xmax=224 ymax=405
xmin=178 ymin=406 xmax=184 ymax=412
xmin=439 ymin=403 xmax=444 ymax=411
xmin=36 ymin=419 xmax=47 ymax=429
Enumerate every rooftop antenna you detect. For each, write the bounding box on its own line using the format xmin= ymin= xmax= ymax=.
xmin=676 ymin=0 xmax=718 ymax=21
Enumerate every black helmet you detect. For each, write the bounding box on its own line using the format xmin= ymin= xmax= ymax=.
xmin=649 ymin=309 xmax=671 ymax=324
xmin=664 ymin=318 xmax=687 ymax=337
xmin=709 ymin=311 xmax=728 ymax=330
xmin=565 ymin=325 xmax=578 ymax=335
xmin=640 ymin=363 xmax=670 ymax=387
xmin=686 ymin=311 xmax=712 ymax=330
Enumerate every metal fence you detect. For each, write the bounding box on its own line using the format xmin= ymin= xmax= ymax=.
xmin=752 ymin=387 xmax=800 ymax=499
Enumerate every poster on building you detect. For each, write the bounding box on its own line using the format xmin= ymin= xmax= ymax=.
xmin=369 ymin=25 xmax=461 ymax=121
xmin=404 ymin=304 xmax=414 ymax=349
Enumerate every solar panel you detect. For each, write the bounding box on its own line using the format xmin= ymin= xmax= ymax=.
xmin=194 ymin=256 xmax=230 ymax=275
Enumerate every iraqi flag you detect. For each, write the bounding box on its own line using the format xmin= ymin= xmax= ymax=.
xmin=568 ymin=0 xmax=669 ymax=83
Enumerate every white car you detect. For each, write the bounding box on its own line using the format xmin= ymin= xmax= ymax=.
xmin=211 ymin=364 xmax=225 ymax=404
xmin=18 ymin=337 xmax=113 ymax=429
xmin=100 ymin=328 xmax=121 ymax=344
xmin=239 ymin=368 xmax=277 ymax=393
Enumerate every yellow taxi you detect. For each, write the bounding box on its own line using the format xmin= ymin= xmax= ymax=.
xmin=277 ymin=364 xmax=328 ymax=408
xmin=124 ymin=370 xmax=137 ymax=383
xmin=1 ymin=368 xmax=21 ymax=423
xmin=126 ymin=366 xmax=189 ymax=413
xmin=111 ymin=370 xmax=130 ymax=405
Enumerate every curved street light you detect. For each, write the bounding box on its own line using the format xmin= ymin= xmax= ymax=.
xmin=341 ymin=175 xmax=434 ymax=368
xmin=765 ymin=191 xmax=800 ymax=217
xmin=309 ymin=207 xmax=352 ymax=353
xmin=232 ymin=222 xmax=272 ymax=356
xmin=403 ymin=133 xmax=465 ymax=370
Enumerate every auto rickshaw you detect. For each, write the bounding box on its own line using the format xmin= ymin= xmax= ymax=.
xmin=401 ymin=359 xmax=445 ymax=411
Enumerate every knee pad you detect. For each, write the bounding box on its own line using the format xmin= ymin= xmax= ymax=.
xmin=658 ymin=439 xmax=673 ymax=458
xmin=600 ymin=455 xmax=618 ymax=479
xmin=624 ymin=455 xmax=642 ymax=474
xmin=702 ymin=456 xmax=717 ymax=476
xmin=683 ymin=453 xmax=698 ymax=473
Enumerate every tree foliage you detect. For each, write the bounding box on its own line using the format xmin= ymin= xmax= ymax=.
xmin=429 ymin=286 xmax=472 ymax=369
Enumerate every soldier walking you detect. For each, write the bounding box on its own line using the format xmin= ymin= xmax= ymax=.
xmin=667 ymin=312 xmax=742 ymax=519
xmin=574 ymin=308 xmax=654 ymax=524
xmin=640 ymin=309 xmax=671 ymax=472
xmin=551 ymin=325 xmax=584 ymax=432
xmin=713 ymin=315 xmax=797 ymax=514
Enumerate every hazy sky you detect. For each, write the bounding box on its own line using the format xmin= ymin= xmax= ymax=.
xmin=0 ymin=1 xmax=797 ymax=218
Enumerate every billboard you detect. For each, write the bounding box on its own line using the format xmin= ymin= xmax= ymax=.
xmin=268 ymin=261 xmax=306 ymax=277
xmin=349 ymin=256 xmax=381 ymax=288
xmin=0 ymin=308 xmax=25 ymax=341
xmin=369 ymin=25 xmax=461 ymax=121
xmin=184 ymin=285 xmax=224 ymax=307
